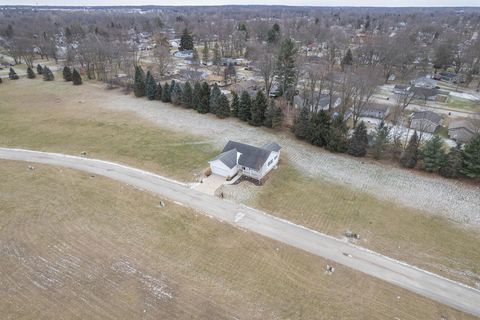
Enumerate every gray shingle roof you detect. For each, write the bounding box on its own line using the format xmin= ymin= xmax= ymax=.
xmin=412 ymin=111 xmax=442 ymax=124
xmin=262 ymin=142 xmax=282 ymax=152
xmin=211 ymin=148 xmax=238 ymax=169
xmin=222 ymin=141 xmax=272 ymax=170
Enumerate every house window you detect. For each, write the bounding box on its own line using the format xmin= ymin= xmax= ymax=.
xmin=274 ymin=155 xmax=278 ymax=160
xmin=268 ymin=160 xmax=273 ymax=166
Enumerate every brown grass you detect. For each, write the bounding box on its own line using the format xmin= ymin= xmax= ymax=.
xmin=0 ymin=159 xmax=476 ymax=319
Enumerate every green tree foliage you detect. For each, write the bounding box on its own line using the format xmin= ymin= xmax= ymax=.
xmin=155 ymin=82 xmax=163 ymax=100
xmin=209 ymin=83 xmax=222 ymax=113
xmin=42 ymin=66 xmax=54 ymax=81
xmin=294 ymin=106 xmax=310 ymax=139
xmin=27 ymin=66 xmax=36 ymax=79
xmin=275 ymin=38 xmax=297 ymax=100
xmin=420 ymin=135 xmax=446 ymax=172
xmin=197 ymin=82 xmax=210 ymax=114
xmin=326 ymin=113 xmax=348 ymax=153
xmin=267 ymin=23 xmax=281 ymax=44
xmin=8 ymin=67 xmax=19 ymax=80
xmin=372 ymin=121 xmax=391 ymax=160
xmin=213 ymin=43 xmax=222 ymax=68
xmin=182 ymin=81 xmax=193 ymax=108
xmin=192 ymin=82 xmax=202 ymax=110
xmin=400 ymin=131 xmax=419 ymax=168
xmin=171 ymin=82 xmax=183 ymax=105
xmin=161 ymin=82 xmax=171 ymax=102
xmin=179 ymin=28 xmax=194 ymax=51
xmin=341 ymin=48 xmax=353 ymax=69
xmin=230 ymin=91 xmax=239 ymax=117
xmin=348 ymin=121 xmax=369 ymax=157
xmin=309 ymin=110 xmax=331 ymax=147
xmin=439 ymin=145 xmax=463 ymax=178
xmin=133 ymin=65 xmax=146 ymax=97
xmin=202 ymin=41 xmax=209 ymax=63
xmin=249 ymin=90 xmax=268 ymax=126
xmin=264 ymin=99 xmax=283 ymax=129
xmin=461 ymin=134 xmax=480 ymax=178
xmin=192 ymin=49 xmax=200 ymax=67
xmin=63 ymin=66 xmax=72 ymax=81
xmin=72 ymin=69 xmax=82 ymax=85
xmin=238 ymin=91 xmax=252 ymax=121
xmin=36 ymin=64 xmax=43 ymax=75
xmin=215 ymin=93 xmax=230 ymax=119
xmin=0 ymin=77 xmax=2 ymax=84
xmin=223 ymin=63 xmax=236 ymax=84
xmin=145 ymin=71 xmax=157 ymax=100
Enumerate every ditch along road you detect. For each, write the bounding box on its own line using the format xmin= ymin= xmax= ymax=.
xmin=1 ymin=147 xmax=479 ymax=317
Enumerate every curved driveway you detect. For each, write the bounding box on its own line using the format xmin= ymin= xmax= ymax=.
xmin=1 ymin=147 xmax=479 ymax=317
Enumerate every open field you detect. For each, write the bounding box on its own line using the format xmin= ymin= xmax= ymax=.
xmin=0 ymin=159 xmax=477 ymax=319
xmin=1 ymin=77 xmax=479 ymax=288
xmin=445 ymin=96 xmax=480 ymax=112
xmin=246 ymin=163 xmax=480 ymax=288
xmin=0 ymin=78 xmax=218 ymax=181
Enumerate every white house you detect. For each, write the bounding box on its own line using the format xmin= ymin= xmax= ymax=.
xmin=209 ymin=141 xmax=281 ymax=181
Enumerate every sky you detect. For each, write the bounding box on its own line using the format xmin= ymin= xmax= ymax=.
xmin=1 ymin=0 xmax=479 ymax=6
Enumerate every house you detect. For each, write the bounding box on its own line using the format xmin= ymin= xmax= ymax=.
xmin=393 ymin=84 xmax=410 ymax=95
xmin=412 ymin=87 xmax=439 ymax=101
xmin=293 ymin=94 xmax=341 ymax=111
xmin=411 ymin=77 xmax=437 ymax=89
xmin=448 ymin=120 xmax=478 ymax=143
xmin=359 ymin=103 xmax=391 ymax=119
xmin=410 ymin=111 xmax=442 ymax=133
xmin=434 ymin=72 xmax=463 ymax=84
xmin=174 ymin=50 xmax=194 ymax=58
xmin=209 ymin=141 xmax=281 ymax=181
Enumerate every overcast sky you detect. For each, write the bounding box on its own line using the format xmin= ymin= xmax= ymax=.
xmin=1 ymin=0 xmax=479 ymax=6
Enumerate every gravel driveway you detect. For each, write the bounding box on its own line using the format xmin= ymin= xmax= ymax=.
xmin=97 ymin=92 xmax=480 ymax=227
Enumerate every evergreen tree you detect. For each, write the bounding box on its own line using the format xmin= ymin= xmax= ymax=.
xmin=461 ymin=134 xmax=480 ymax=178
xmin=170 ymin=80 xmax=176 ymax=93
xmin=192 ymin=82 xmax=202 ymax=110
xmin=215 ymin=93 xmax=230 ymax=119
xmin=182 ymin=81 xmax=193 ymax=108
xmin=42 ymin=66 xmax=54 ymax=81
xmin=249 ymin=90 xmax=268 ymax=126
xmin=267 ymin=23 xmax=281 ymax=44
xmin=348 ymin=121 xmax=369 ymax=157
xmin=179 ymin=28 xmax=194 ymax=51
xmin=326 ymin=113 xmax=348 ymax=153
xmin=202 ymin=41 xmax=209 ymax=63
xmin=341 ymin=48 xmax=353 ymax=69
xmin=155 ymin=82 xmax=163 ymax=100
xmin=439 ymin=145 xmax=463 ymax=178
xmin=213 ymin=43 xmax=222 ymax=69
xmin=230 ymin=91 xmax=239 ymax=117
xmin=264 ymin=99 xmax=283 ymax=129
xmin=133 ymin=65 xmax=146 ymax=97
xmin=197 ymin=82 xmax=210 ymax=114
xmin=171 ymin=82 xmax=183 ymax=105
xmin=36 ymin=64 xmax=43 ymax=75
xmin=275 ymin=38 xmax=297 ymax=100
xmin=27 ymin=66 xmax=36 ymax=79
xmin=63 ymin=66 xmax=72 ymax=81
xmin=8 ymin=67 xmax=19 ymax=80
xmin=294 ymin=107 xmax=310 ymax=139
xmin=72 ymin=69 xmax=82 ymax=85
xmin=400 ymin=131 xmax=420 ymax=168
xmin=372 ymin=121 xmax=391 ymax=160
xmin=420 ymin=135 xmax=446 ymax=172
xmin=161 ymin=82 xmax=171 ymax=102
xmin=309 ymin=110 xmax=331 ymax=147
xmin=209 ymin=83 xmax=222 ymax=113
xmin=191 ymin=49 xmax=200 ymax=67
xmin=238 ymin=91 xmax=252 ymax=121
xmin=145 ymin=71 xmax=157 ymax=100
xmin=0 ymin=77 xmax=2 ymax=84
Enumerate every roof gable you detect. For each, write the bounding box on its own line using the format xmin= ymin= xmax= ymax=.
xmin=222 ymin=141 xmax=273 ymax=170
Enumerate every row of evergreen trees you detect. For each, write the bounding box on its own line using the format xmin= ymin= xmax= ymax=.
xmin=132 ymin=66 xmax=284 ymax=127
xmin=62 ymin=66 xmax=82 ymax=85
xmin=295 ymin=105 xmax=480 ymax=179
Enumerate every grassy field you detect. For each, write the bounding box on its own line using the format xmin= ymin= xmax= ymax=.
xmin=0 ymin=159 xmax=476 ymax=319
xmin=0 ymin=78 xmax=218 ymax=181
xmin=446 ymin=97 xmax=480 ymax=112
xmin=251 ymin=163 xmax=480 ymax=287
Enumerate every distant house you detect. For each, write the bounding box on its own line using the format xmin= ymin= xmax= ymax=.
xmin=434 ymin=72 xmax=463 ymax=84
xmin=174 ymin=50 xmax=194 ymax=58
xmin=393 ymin=84 xmax=410 ymax=95
xmin=448 ymin=120 xmax=478 ymax=143
xmin=411 ymin=77 xmax=437 ymax=89
xmin=412 ymin=87 xmax=439 ymax=101
xmin=410 ymin=111 xmax=442 ymax=133
xmin=359 ymin=103 xmax=391 ymax=119
xmin=209 ymin=141 xmax=281 ymax=181
xmin=293 ymin=94 xmax=341 ymax=111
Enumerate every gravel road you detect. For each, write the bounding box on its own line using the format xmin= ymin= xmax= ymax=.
xmin=96 ymin=93 xmax=480 ymax=227
xmin=1 ymin=147 xmax=479 ymax=317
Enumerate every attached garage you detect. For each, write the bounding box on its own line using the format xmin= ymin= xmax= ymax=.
xmin=208 ymin=148 xmax=239 ymax=179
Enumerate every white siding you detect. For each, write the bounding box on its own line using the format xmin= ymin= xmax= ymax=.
xmin=209 ymin=160 xmax=238 ymax=178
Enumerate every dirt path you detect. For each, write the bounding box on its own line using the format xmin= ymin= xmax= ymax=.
xmin=93 ymin=88 xmax=480 ymax=227
xmin=1 ymin=147 xmax=479 ymax=317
